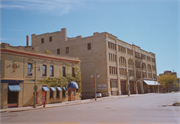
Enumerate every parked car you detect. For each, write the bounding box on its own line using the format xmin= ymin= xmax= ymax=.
xmin=96 ymin=92 xmax=102 ymax=98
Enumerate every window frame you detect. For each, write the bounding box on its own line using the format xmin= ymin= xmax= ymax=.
xmin=50 ymin=65 xmax=54 ymax=77
xmin=41 ymin=38 xmax=44 ymax=44
xmin=49 ymin=36 xmax=52 ymax=42
xmin=57 ymin=49 xmax=60 ymax=55
xmin=62 ymin=66 xmax=66 ymax=77
xmin=42 ymin=65 xmax=47 ymax=76
xmin=87 ymin=43 xmax=91 ymax=50
xmin=27 ymin=63 xmax=33 ymax=76
xmin=66 ymin=47 xmax=69 ymax=54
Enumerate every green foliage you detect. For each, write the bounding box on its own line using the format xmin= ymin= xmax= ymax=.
xmin=157 ymin=73 xmax=178 ymax=89
xmin=39 ymin=65 xmax=82 ymax=93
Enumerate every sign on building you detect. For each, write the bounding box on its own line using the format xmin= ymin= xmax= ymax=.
xmin=98 ymin=84 xmax=107 ymax=89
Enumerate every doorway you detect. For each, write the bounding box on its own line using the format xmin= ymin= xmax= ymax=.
xmin=8 ymin=92 xmax=18 ymax=108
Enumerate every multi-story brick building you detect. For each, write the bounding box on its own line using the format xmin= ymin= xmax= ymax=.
xmin=1 ymin=43 xmax=81 ymax=109
xmin=31 ymin=28 xmax=160 ymax=98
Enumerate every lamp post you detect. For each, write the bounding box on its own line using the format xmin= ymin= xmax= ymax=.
xmin=91 ymin=69 xmax=100 ymax=101
xmin=32 ymin=61 xmax=41 ymax=108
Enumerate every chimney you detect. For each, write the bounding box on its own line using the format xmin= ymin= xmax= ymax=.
xmin=26 ymin=35 xmax=29 ymax=47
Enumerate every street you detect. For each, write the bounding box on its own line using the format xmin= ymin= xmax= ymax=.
xmin=1 ymin=93 xmax=180 ymax=124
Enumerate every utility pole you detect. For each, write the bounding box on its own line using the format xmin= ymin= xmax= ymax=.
xmin=33 ymin=61 xmax=37 ymax=108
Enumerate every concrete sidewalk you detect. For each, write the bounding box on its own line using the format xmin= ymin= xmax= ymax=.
xmin=0 ymin=93 xmax=155 ymax=113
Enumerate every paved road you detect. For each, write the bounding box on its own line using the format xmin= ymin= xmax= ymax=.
xmin=1 ymin=93 xmax=180 ymax=124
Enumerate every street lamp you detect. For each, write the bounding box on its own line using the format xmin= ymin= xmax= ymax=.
xmin=31 ymin=61 xmax=41 ymax=108
xmin=91 ymin=69 xmax=100 ymax=101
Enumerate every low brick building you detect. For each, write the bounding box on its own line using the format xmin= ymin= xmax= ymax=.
xmin=1 ymin=43 xmax=81 ymax=109
xmin=31 ymin=28 xmax=160 ymax=98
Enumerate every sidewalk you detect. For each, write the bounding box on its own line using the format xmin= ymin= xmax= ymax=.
xmin=0 ymin=93 xmax=155 ymax=113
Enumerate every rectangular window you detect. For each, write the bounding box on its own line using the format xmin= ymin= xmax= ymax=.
xmin=49 ymin=36 xmax=52 ymax=42
xmin=56 ymin=90 xmax=59 ymax=98
xmin=50 ymin=90 xmax=53 ymax=99
xmin=42 ymin=65 xmax=47 ymax=76
xmin=62 ymin=67 xmax=66 ymax=77
xmin=28 ymin=63 xmax=32 ymax=76
xmin=110 ymin=81 xmax=117 ymax=88
xmin=72 ymin=67 xmax=75 ymax=77
xmin=41 ymin=38 xmax=44 ymax=44
xmin=87 ymin=43 xmax=91 ymax=50
xmin=50 ymin=66 xmax=54 ymax=77
xmin=66 ymin=47 xmax=69 ymax=54
xmin=57 ymin=49 xmax=60 ymax=55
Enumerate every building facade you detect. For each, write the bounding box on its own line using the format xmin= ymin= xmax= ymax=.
xmin=31 ymin=28 xmax=159 ymax=99
xmin=1 ymin=43 xmax=81 ymax=109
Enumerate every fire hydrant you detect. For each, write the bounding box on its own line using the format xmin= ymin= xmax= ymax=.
xmin=43 ymin=101 xmax=46 ymax=107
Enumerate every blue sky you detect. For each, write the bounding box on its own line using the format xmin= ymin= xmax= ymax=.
xmin=0 ymin=0 xmax=179 ymax=76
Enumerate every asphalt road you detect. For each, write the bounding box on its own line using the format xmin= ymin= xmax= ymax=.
xmin=1 ymin=93 xmax=180 ymax=124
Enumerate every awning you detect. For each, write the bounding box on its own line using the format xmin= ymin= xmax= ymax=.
xmin=68 ymin=81 xmax=79 ymax=89
xmin=57 ymin=86 xmax=62 ymax=91
xmin=62 ymin=87 xmax=67 ymax=91
xmin=8 ymin=85 xmax=21 ymax=91
xmin=143 ymin=80 xmax=161 ymax=86
xmin=42 ymin=86 xmax=49 ymax=91
xmin=50 ymin=87 xmax=56 ymax=91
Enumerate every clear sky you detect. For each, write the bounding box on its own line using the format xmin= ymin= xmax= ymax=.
xmin=0 ymin=0 xmax=179 ymax=76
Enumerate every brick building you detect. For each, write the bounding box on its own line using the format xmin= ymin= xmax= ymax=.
xmin=1 ymin=43 xmax=81 ymax=109
xmin=31 ymin=28 xmax=160 ymax=98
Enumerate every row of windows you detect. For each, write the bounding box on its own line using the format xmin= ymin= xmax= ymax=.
xmin=41 ymin=36 xmax=52 ymax=44
xmin=50 ymin=87 xmax=66 ymax=99
xmin=28 ymin=63 xmax=75 ymax=77
xmin=110 ymin=67 xmax=156 ymax=79
xmin=108 ymin=42 xmax=155 ymax=62
xmin=56 ymin=43 xmax=91 ymax=55
xmin=109 ymin=53 xmax=117 ymax=62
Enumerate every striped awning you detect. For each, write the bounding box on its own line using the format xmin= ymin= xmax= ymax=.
xmin=57 ymin=86 xmax=62 ymax=91
xmin=62 ymin=87 xmax=67 ymax=91
xmin=8 ymin=85 xmax=21 ymax=92
xmin=42 ymin=86 xmax=49 ymax=91
xmin=50 ymin=87 xmax=56 ymax=91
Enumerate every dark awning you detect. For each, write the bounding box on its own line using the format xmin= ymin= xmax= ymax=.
xmin=62 ymin=87 xmax=67 ymax=91
xmin=68 ymin=81 xmax=79 ymax=89
xmin=8 ymin=85 xmax=21 ymax=91
xmin=57 ymin=86 xmax=62 ymax=91
xmin=50 ymin=87 xmax=56 ymax=91
xmin=42 ymin=86 xmax=49 ymax=91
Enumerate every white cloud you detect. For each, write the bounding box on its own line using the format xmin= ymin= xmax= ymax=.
xmin=0 ymin=0 xmax=83 ymax=15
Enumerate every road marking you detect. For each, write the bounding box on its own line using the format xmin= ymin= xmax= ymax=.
xmin=141 ymin=122 xmax=176 ymax=124
xmin=99 ymin=122 xmax=129 ymax=123
xmin=44 ymin=122 xmax=79 ymax=124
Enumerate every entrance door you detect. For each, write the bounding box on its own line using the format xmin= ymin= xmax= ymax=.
xmin=137 ymin=82 xmax=141 ymax=94
xmin=42 ymin=91 xmax=46 ymax=103
xmin=8 ymin=92 xmax=18 ymax=108
xmin=71 ymin=90 xmax=75 ymax=101
xmin=121 ymin=81 xmax=127 ymax=95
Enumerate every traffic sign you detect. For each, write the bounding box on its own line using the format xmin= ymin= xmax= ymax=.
xmin=34 ymin=85 xmax=38 ymax=90
xmin=30 ymin=79 xmax=35 ymax=81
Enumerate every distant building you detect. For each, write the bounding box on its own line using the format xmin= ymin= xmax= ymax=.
xmin=31 ymin=28 xmax=159 ymax=99
xmin=1 ymin=43 xmax=81 ymax=109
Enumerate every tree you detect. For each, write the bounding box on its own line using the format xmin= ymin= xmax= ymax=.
xmin=39 ymin=65 xmax=81 ymax=93
xmin=157 ymin=73 xmax=178 ymax=92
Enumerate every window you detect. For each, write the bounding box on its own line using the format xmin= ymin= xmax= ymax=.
xmin=148 ymin=64 xmax=151 ymax=72
xmin=147 ymin=56 xmax=151 ymax=61
xmin=119 ymin=68 xmax=127 ymax=76
xmin=72 ymin=67 xmax=75 ymax=77
xmin=128 ymin=69 xmax=134 ymax=76
xmin=56 ymin=88 xmax=60 ymax=98
xmin=28 ymin=63 xmax=32 ymax=76
xmin=62 ymin=67 xmax=66 ymax=77
xmin=136 ymin=71 xmax=141 ymax=78
xmin=50 ymin=66 xmax=54 ymax=77
xmin=49 ymin=36 xmax=52 ymax=42
xmin=119 ymin=57 xmax=126 ymax=67
xmin=118 ymin=45 xmax=126 ymax=53
xmin=63 ymin=88 xmax=66 ymax=97
xmin=127 ymin=48 xmax=133 ymax=55
xmin=109 ymin=53 xmax=117 ymax=62
xmin=50 ymin=90 xmax=53 ymax=99
xmin=135 ymin=52 xmax=141 ymax=58
xmin=135 ymin=61 xmax=141 ymax=68
xmin=152 ymin=58 xmax=155 ymax=63
xmin=87 ymin=43 xmax=91 ymax=50
xmin=128 ymin=59 xmax=134 ymax=69
xmin=109 ymin=66 xmax=117 ymax=75
xmin=143 ymin=72 xmax=147 ymax=78
xmin=41 ymin=38 xmax=44 ymax=44
xmin=141 ymin=54 xmax=146 ymax=59
xmin=42 ymin=65 xmax=47 ymax=76
xmin=152 ymin=65 xmax=156 ymax=71
xmin=142 ymin=63 xmax=146 ymax=70
xmin=148 ymin=73 xmax=152 ymax=78
xmin=108 ymin=42 xmax=116 ymax=50
xmin=66 ymin=47 xmax=69 ymax=54
xmin=110 ymin=81 xmax=118 ymax=88
xmin=57 ymin=49 xmax=60 ymax=55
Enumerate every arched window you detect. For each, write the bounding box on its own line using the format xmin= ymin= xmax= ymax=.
xmin=148 ymin=64 xmax=151 ymax=72
xmin=142 ymin=63 xmax=146 ymax=70
xmin=119 ymin=57 xmax=126 ymax=67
